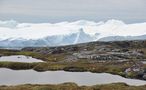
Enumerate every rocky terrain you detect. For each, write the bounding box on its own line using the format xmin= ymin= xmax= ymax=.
xmin=22 ymin=40 xmax=146 ymax=62
xmin=0 ymin=40 xmax=146 ymax=80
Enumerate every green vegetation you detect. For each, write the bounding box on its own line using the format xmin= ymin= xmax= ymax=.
xmin=0 ymin=83 xmax=146 ymax=90
xmin=0 ymin=62 xmax=36 ymax=70
xmin=0 ymin=61 xmax=128 ymax=77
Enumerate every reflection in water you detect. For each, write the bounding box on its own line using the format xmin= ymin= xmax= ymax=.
xmin=0 ymin=68 xmax=146 ymax=86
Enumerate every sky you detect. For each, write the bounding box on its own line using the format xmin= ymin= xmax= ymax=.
xmin=0 ymin=0 xmax=146 ymax=23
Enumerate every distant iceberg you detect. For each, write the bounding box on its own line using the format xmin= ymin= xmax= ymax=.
xmin=0 ymin=19 xmax=146 ymax=48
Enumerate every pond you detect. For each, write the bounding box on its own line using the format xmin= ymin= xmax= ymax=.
xmin=0 ymin=68 xmax=146 ymax=86
xmin=0 ymin=55 xmax=44 ymax=63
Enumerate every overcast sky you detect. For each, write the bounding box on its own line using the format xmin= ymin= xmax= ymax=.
xmin=0 ymin=0 xmax=146 ymax=23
